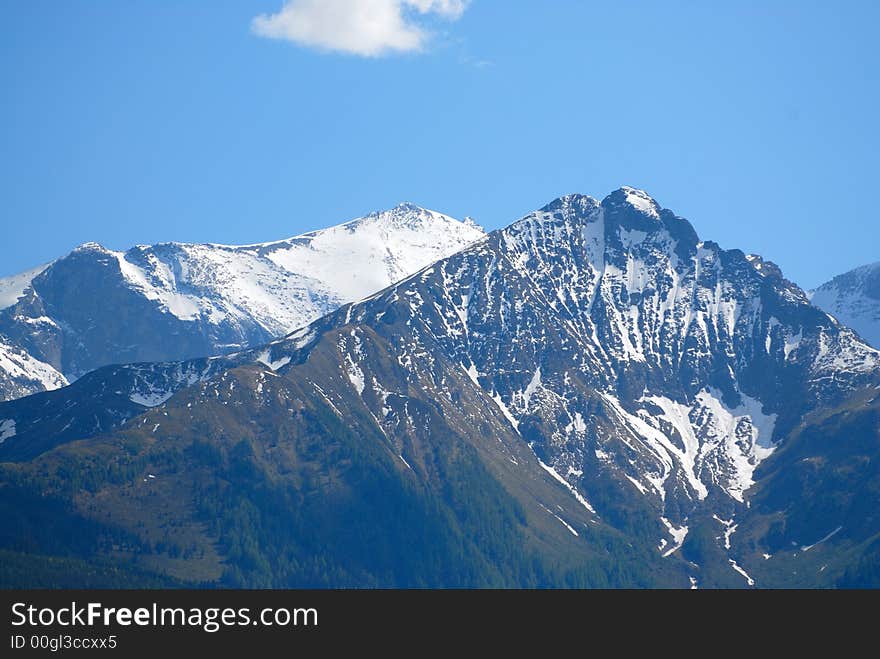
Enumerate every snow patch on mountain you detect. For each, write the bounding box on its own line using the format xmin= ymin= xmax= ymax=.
xmin=345 ymin=356 xmax=365 ymax=395
xmin=692 ymin=389 xmax=777 ymax=502
xmin=0 ymin=419 xmax=15 ymax=444
xmin=255 ymin=349 xmax=292 ymax=372
xmin=800 ymin=525 xmax=843 ymax=552
xmin=491 ymin=392 xmax=520 ymax=431
xmin=0 ymin=264 xmax=50 ymax=310
xmin=713 ymin=515 xmax=738 ymax=549
xmin=784 ymin=328 xmax=803 ymax=360
xmin=114 ymin=250 xmax=204 ymax=322
xmin=129 ymin=390 xmax=175 ymax=407
xmin=125 ymin=362 xmax=218 ymax=408
xmin=660 ymin=516 xmax=688 ymax=557
xmin=729 ymin=559 xmax=755 ymax=586
xmin=0 ymin=338 xmax=68 ymax=399
xmin=597 ymin=388 xmax=776 ymax=504
xmin=536 ymin=457 xmax=596 ymax=514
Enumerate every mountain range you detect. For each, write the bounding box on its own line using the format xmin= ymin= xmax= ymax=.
xmin=0 ymin=204 xmax=484 ymax=401
xmin=1 ymin=188 xmax=878 ymax=588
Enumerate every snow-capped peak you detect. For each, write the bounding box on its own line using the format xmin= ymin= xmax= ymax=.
xmin=0 ymin=204 xmax=486 ymax=401
xmin=617 ymin=186 xmax=661 ymax=218
xmin=258 ymin=204 xmax=485 ymax=304
xmin=353 ymin=202 xmax=481 ymax=234
xmin=810 ymin=261 xmax=880 ymax=348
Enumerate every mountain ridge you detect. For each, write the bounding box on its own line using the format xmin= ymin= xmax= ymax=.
xmin=0 ymin=204 xmax=485 ymax=401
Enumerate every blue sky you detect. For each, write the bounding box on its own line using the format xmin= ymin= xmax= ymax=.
xmin=1 ymin=1 xmax=878 ymax=288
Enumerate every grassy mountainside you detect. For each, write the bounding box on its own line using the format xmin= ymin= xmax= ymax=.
xmin=721 ymin=390 xmax=880 ymax=587
xmin=0 ymin=355 xmax=683 ymax=588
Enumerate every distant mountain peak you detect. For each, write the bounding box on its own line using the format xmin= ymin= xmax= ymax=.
xmin=811 ymin=261 xmax=880 ymax=348
xmin=347 ymin=202 xmax=481 ymax=235
xmin=0 ymin=204 xmax=485 ymax=401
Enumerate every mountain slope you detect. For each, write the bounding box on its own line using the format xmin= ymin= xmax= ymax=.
xmin=1 ymin=187 xmax=878 ymax=587
xmin=731 ymin=387 xmax=880 ymax=587
xmin=0 ymin=357 xmax=679 ymax=587
xmin=0 ymin=336 xmax=68 ymax=403
xmin=810 ymin=261 xmax=880 ymax=348
xmin=0 ymin=204 xmax=484 ymax=401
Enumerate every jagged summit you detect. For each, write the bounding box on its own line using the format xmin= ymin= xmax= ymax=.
xmin=537 ymin=186 xmax=665 ymax=219
xmin=526 ymin=188 xmax=697 ymax=255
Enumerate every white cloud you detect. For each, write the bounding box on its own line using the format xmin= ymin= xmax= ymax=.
xmin=251 ymin=0 xmax=471 ymax=57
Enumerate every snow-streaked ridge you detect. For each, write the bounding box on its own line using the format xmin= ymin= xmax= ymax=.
xmin=108 ymin=204 xmax=485 ymax=332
